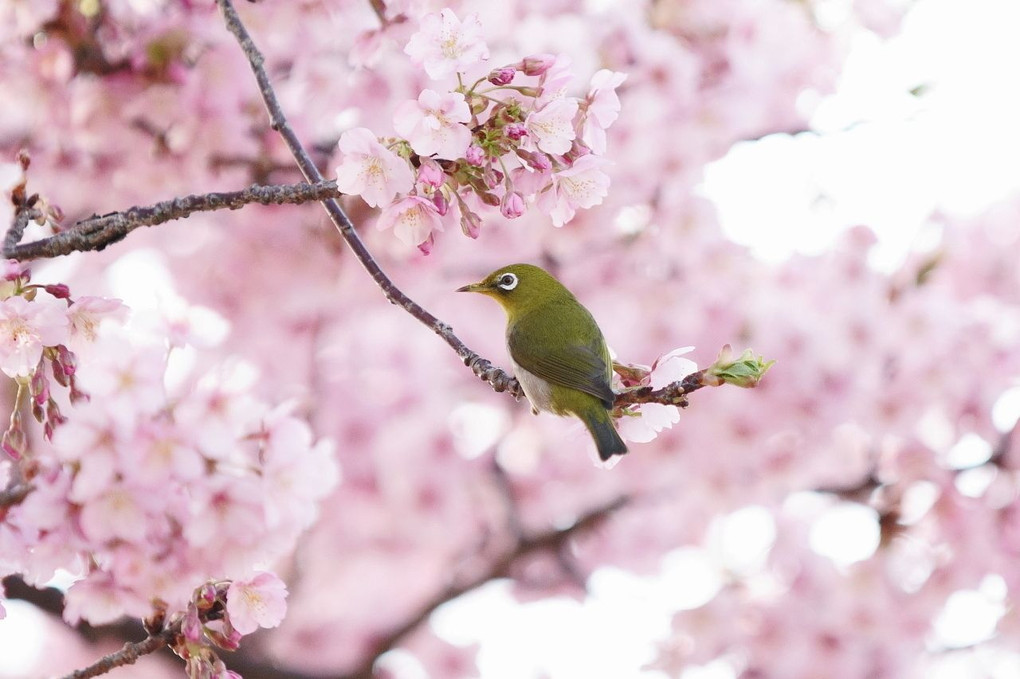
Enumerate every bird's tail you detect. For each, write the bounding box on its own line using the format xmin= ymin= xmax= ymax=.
xmin=584 ymin=408 xmax=628 ymax=461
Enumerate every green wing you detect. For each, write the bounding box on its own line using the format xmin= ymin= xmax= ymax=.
xmin=508 ymin=300 xmax=615 ymax=408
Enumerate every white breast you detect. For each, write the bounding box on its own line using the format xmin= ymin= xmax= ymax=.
xmin=511 ymin=358 xmax=556 ymax=415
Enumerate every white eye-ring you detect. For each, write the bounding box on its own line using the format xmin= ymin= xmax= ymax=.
xmin=496 ymin=272 xmax=519 ymax=291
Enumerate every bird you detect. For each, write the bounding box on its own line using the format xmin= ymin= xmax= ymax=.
xmin=457 ymin=263 xmax=628 ymax=460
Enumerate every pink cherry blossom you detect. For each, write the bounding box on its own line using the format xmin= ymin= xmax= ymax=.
xmin=226 ymin=571 xmax=288 ymax=635
xmin=525 ymin=97 xmax=579 ymax=155
xmin=537 ymin=154 xmax=611 ymax=226
xmin=393 ymin=89 xmax=472 ymax=160
xmin=0 ymin=295 xmax=69 ymax=378
xmin=404 ymin=9 xmax=490 ymax=79
xmin=376 ymin=195 xmax=444 ymax=250
xmin=335 ymin=128 xmax=414 ymax=208
xmin=66 ymin=296 xmax=128 ymax=348
xmin=581 ymin=69 xmax=627 ymax=154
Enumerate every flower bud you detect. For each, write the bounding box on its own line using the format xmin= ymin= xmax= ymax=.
xmin=500 ymin=192 xmax=525 ymax=219
xmin=504 ymin=122 xmax=527 ymax=141
xmin=487 ymin=67 xmax=516 ymax=86
xmin=705 ymin=345 xmax=775 ymax=388
xmin=464 ymin=145 xmax=485 ymax=166
xmin=516 ymin=149 xmax=552 ymax=172
xmin=416 ymin=159 xmax=444 ymax=188
xmin=44 ymin=283 xmax=71 ymax=299
xmin=460 ymin=208 xmax=482 ymax=239
xmin=431 ymin=191 xmax=449 ymax=217
xmin=519 ymin=53 xmax=556 ymax=76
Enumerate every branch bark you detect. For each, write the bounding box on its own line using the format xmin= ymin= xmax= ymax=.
xmin=59 ymin=620 xmax=181 ymax=679
xmin=3 ymin=181 xmax=341 ymax=260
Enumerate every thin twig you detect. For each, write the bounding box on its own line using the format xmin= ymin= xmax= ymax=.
xmin=213 ymin=0 xmax=523 ymax=399
xmin=60 ymin=620 xmax=181 ymax=679
xmin=614 ymin=370 xmax=707 ymax=408
xmin=3 ymin=181 xmax=341 ymax=260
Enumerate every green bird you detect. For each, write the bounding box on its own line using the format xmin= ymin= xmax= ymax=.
xmin=458 ymin=263 xmax=628 ymax=461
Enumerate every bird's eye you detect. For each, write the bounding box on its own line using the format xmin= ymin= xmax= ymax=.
xmin=496 ymin=272 xmax=518 ymax=291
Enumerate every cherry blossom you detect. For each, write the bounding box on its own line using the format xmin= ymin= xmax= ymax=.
xmin=404 ymin=9 xmax=490 ymax=79
xmin=376 ymin=195 xmax=445 ymax=252
xmin=525 ymin=97 xmax=579 ymax=155
xmin=335 ymin=128 xmax=414 ymax=208
xmin=393 ymin=89 xmax=472 ymax=160
xmin=226 ymin=572 xmax=289 ymax=635
xmin=537 ymin=154 xmax=611 ymax=226
xmin=0 ymin=295 xmax=68 ymax=378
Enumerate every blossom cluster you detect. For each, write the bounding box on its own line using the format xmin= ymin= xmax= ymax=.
xmin=335 ymin=8 xmax=627 ymax=252
xmin=0 ymin=263 xmax=339 ymax=640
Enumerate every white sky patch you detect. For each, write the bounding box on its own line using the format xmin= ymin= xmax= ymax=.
xmin=699 ymin=0 xmax=1020 ymax=271
xmin=932 ymin=575 xmax=1007 ymax=649
xmin=809 ymin=501 xmax=881 ymax=565
xmin=448 ymin=402 xmax=510 ymax=458
xmin=0 ymin=601 xmax=47 ymax=677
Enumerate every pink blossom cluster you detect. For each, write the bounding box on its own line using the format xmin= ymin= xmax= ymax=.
xmin=0 ymin=264 xmax=338 ymax=632
xmin=335 ymin=8 xmax=626 ymax=253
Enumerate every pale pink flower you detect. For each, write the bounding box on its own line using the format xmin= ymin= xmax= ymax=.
xmin=581 ymin=70 xmax=627 ymax=154
xmin=79 ymin=483 xmax=152 ymax=544
xmin=376 ymin=195 xmax=444 ymax=249
xmin=226 ymin=571 xmax=288 ymax=635
xmin=66 ymin=296 xmax=128 ymax=348
xmin=650 ymin=346 xmax=697 ymax=389
xmin=335 ymin=128 xmax=414 ymax=208
xmin=124 ymin=419 xmax=203 ymax=486
xmin=404 ymin=9 xmax=489 ymax=79
xmin=525 ymin=97 xmax=578 ymax=155
xmin=393 ymin=90 xmax=472 ymax=159
xmin=538 ymin=155 xmax=611 ymax=226
xmin=0 ymin=295 xmax=69 ymax=378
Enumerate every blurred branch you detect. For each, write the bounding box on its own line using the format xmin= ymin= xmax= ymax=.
xmin=340 ymin=494 xmax=628 ymax=679
xmin=0 ymin=481 xmax=33 ymax=512
xmin=5 ymin=492 xmax=627 ymax=679
xmin=3 ymin=181 xmax=341 ymax=260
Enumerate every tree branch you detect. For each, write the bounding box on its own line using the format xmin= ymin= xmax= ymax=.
xmin=3 ymin=181 xmax=341 ymax=260
xmin=339 ymin=495 xmax=628 ymax=679
xmin=213 ymin=0 xmax=523 ymax=399
xmin=59 ymin=620 xmax=181 ymax=679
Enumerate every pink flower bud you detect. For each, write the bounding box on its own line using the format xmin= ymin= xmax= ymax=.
xmin=464 ymin=144 xmax=486 ymax=166
xmin=2 ymin=412 xmax=26 ymax=460
xmin=487 ymin=67 xmax=516 ymax=86
xmin=516 ymin=149 xmax=552 ymax=172
xmin=504 ymin=123 xmax=527 ymax=141
xmin=519 ymin=53 xmax=556 ymax=76
xmin=460 ymin=208 xmax=482 ymax=239
xmin=416 ymin=159 xmax=445 ymax=188
xmin=563 ymin=140 xmax=592 ymax=164
xmin=30 ymin=369 xmax=49 ymax=406
xmin=482 ymin=167 xmax=504 ymax=189
xmin=500 ymin=192 xmax=525 ymax=219
xmin=431 ymin=191 xmax=449 ymax=216
xmin=44 ymin=283 xmax=71 ymax=299
xmin=56 ymin=345 xmax=77 ymax=376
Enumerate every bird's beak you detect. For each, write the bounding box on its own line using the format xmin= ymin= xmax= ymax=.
xmin=456 ymin=282 xmax=485 ymax=293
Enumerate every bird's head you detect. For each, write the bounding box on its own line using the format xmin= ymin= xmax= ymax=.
xmin=457 ymin=263 xmax=571 ymax=316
